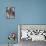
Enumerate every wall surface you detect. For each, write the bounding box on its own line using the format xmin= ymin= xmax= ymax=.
xmin=0 ymin=0 xmax=46 ymax=44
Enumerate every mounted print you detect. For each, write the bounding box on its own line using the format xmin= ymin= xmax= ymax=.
xmin=18 ymin=24 xmax=46 ymax=41
xmin=6 ymin=7 xmax=15 ymax=19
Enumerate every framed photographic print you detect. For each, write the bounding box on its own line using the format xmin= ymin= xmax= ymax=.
xmin=18 ymin=24 xmax=46 ymax=41
xmin=6 ymin=7 xmax=15 ymax=19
